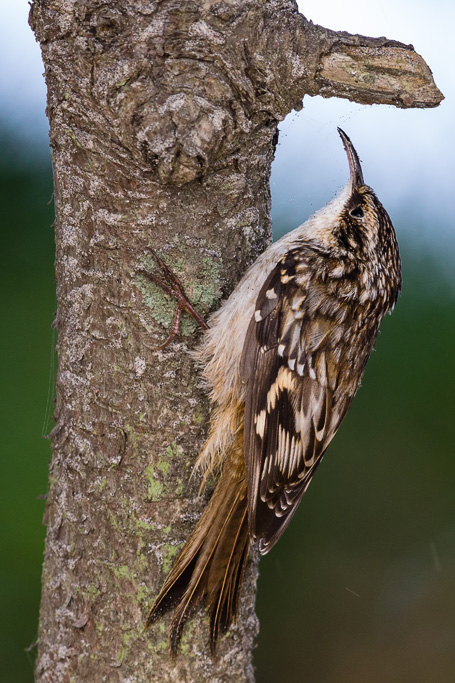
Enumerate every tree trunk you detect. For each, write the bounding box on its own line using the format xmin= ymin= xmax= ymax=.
xmin=29 ymin=1 xmax=442 ymax=681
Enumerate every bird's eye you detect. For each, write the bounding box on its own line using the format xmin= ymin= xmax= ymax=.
xmin=350 ymin=206 xmax=364 ymax=218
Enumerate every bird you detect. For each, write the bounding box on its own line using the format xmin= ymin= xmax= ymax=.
xmin=145 ymin=128 xmax=402 ymax=654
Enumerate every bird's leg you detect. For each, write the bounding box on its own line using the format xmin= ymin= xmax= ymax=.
xmin=137 ymin=250 xmax=209 ymax=349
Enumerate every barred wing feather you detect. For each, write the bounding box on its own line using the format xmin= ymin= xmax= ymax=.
xmin=242 ymin=253 xmax=354 ymax=554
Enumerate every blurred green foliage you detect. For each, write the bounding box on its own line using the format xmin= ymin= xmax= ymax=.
xmin=1 ymin=157 xmax=55 ymax=683
xmin=2 ymin=150 xmax=454 ymax=682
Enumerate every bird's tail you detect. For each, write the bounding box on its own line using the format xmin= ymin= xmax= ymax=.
xmin=146 ymin=430 xmax=249 ymax=654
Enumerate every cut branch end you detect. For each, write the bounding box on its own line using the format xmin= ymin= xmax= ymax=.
xmin=315 ymin=34 xmax=444 ymax=108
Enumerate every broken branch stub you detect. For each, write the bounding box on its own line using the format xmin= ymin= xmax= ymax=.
xmin=316 ymin=36 xmax=443 ymax=108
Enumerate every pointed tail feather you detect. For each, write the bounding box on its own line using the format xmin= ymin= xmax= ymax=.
xmin=146 ymin=435 xmax=249 ymax=654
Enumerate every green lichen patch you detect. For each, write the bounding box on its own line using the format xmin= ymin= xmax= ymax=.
xmin=136 ymin=583 xmax=150 ymax=603
xmin=144 ymin=463 xmax=164 ymax=501
xmin=114 ymin=645 xmax=126 ymax=666
xmin=122 ymin=628 xmax=137 ymax=648
xmin=164 ymin=442 xmax=184 ymax=459
xmin=157 ymin=458 xmax=170 ymax=475
xmin=77 ymin=584 xmax=101 ymax=602
xmin=135 ymin=248 xmax=221 ymax=337
xmin=162 ymin=542 xmax=185 ymax=574
xmin=143 ymin=442 xmax=187 ymax=501
xmin=192 ymin=405 xmax=203 ymax=425
xmin=131 ymin=514 xmax=155 ymax=531
xmin=153 ymin=637 xmax=169 ymax=653
xmin=113 ymin=565 xmax=135 ymax=581
xmin=135 ymin=272 xmax=178 ymax=331
xmin=179 ymin=618 xmax=197 ymax=656
xmin=146 ymin=619 xmax=168 ymax=652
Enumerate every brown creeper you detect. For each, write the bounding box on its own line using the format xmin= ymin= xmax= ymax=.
xmin=146 ymin=128 xmax=402 ymax=653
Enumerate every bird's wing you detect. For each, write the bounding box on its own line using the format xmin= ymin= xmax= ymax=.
xmin=241 ymin=248 xmax=355 ymax=554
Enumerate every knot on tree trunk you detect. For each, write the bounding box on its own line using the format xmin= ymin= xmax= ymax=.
xmin=133 ymin=92 xmax=239 ymax=185
xmin=89 ymin=7 xmax=271 ymax=184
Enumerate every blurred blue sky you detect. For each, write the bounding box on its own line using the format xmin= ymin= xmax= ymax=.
xmin=1 ymin=0 xmax=454 ymax=263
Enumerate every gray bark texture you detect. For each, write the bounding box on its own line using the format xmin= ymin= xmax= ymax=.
xmin=29 ymin=1 xmax=442 ymax=681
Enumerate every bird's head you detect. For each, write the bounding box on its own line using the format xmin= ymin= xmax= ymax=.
xmin=297 ymin=128 xmax=401 ymax=306
xmin=335 ymin=127 xmax=398 ymax=266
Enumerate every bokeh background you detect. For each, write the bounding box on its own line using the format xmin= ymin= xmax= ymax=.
xmin=1 ymin=1 xmax=454 ymax=681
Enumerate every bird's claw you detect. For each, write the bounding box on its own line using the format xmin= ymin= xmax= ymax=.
xmin=137 ymin=250 xmax=209 ymax=349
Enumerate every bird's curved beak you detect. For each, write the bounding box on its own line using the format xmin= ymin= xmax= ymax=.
xmin=337 ymin=127 xmax=364 ymax=191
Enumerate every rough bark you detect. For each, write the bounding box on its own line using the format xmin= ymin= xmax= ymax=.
xmin=29 ymin=1 xmax=442 ymax=681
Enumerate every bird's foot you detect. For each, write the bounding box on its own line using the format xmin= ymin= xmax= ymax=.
xmin=137 ymin=250 xmax=209 ymax=349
